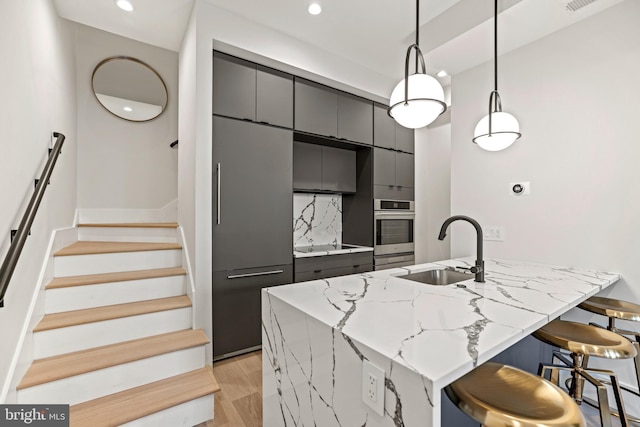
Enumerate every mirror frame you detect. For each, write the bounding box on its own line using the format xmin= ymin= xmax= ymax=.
xmin=91 ymin=56 xmax=169 ymax=123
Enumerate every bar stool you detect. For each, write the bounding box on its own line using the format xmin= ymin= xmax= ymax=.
xmin=579 ymin=296 xmax=640 ymax=421
xmin=445 ymin=362 xmax=586 ymax=427
xmin=533 ymin=319 xmax=637 ymax=427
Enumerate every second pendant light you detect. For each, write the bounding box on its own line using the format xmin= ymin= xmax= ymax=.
xmin=473 ymin=0 xmax=521 ymax=151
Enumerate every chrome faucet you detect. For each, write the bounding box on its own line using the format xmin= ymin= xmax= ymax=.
xmin=438 ymin=215 xmax=485 ymax=282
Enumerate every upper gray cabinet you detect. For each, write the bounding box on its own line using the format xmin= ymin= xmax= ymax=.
xmin=293 ymin=142 xmax=356 ymax=193
xmin=295 ymin=78 xmax=373 ymax=145
xmin=373 ymin=103 xmax=415 ymax=153
xmin=337 ymin=93 xmax=373 ymax=145
xmin=213 ymin=52 xmax=256 ymax=121
xmin=213 ymin=51 xmax=293 ymax=128
xmin=295 ymin=79 xmax=338 ymax=137
xmin=256 ymin=65 xmax=293 ymax=128
xmin=373 ymin=147 xmax=414 ymax=201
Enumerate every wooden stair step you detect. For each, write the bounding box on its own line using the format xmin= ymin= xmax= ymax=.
xmin=34 ymin=295 xmax=192 ymax=332
xmin=54 ymin=241 xmax=182 ymax=257
xmin=46 ymin=267 xmax=186 ymax=290
xmin=70 ymin=367 xmax=219 ymax=427
xmin=78 ymin=222 xmax=178 ymax=228
xmin=18 ymin=329 xmax=209 ymax=390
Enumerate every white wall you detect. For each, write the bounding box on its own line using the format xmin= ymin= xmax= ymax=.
xmin=450 ymin=0 xmax=640 ymax=397
xmin=75 ymin=23 xmax=178 ymax=213
xmin=0 ymin=0 xmax=77 ymax=401
xmin=415 ymin=116 xmax=452 ymax=264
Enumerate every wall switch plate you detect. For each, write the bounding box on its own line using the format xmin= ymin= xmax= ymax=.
xmin=484 ymin=226 xmax=505 ymax=242
xmin=510 ymin=181 xmax=531 ymax=196
xmin=362 ymin=360 xmax=385 ymax=416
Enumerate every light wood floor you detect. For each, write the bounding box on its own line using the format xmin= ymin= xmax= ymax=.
xmin=197 ymin=350 xmax=635 ymax=427
xmin=197 ymin=351 xmax=263 ymax=427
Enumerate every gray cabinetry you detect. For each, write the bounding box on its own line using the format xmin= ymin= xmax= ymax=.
xmin=373 ymin=104 xmax=395 ymax=150
xmin=373 ymin=147 xmax=414 ymax=201
xmin=338 ymin=93 xmax=373 ymax=145
xmin=213 ymin=265 xmax=292 ymax=358
xmin=256 ymin=65 xmax=293 ymax=128
xmin=213 ymin=52 xmax=293 ymax=128
xmin=212 ymin=116 xmax=294 ymax=359
xmin=213 ymin=116 xmax=293 ymax=271
xmin=293 ymin=142 xmax=322 ymax=191
xmin=294 ymin=252 xmax=373 ymax=282
xmin=213 ymin=52 xmax=256 ymax=121
xmin=293 ymin=142 xmax=356 ymax=193
xmin=373 ymin=103 xmax=415 ymax=153
xmin=294 ymin=79 xmax=338 ymax=137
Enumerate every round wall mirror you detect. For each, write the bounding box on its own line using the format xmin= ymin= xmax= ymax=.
xmin=92 ymin=56 xmax=168 ymax=122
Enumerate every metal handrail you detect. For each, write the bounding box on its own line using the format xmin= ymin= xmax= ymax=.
xmin=0 ymin=132 xmax=66 ymax=307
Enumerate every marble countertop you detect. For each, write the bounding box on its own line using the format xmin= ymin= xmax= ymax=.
xmin=293 ymin=243 xmax=374 ymax=258
xmin=264 ymin=257 xmax=620 ymax=389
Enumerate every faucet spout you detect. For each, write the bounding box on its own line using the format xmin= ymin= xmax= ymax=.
xmin=438 ymin=215 xmax=485 ymax=282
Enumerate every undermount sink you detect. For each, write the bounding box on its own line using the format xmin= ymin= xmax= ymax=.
xmin=400 ymin=268 xmax=473 ymax=286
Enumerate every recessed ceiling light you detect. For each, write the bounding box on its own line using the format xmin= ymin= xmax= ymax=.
xmin=123 ymin=106 xmax=133 ymax=112
xmin=437 ymin=70 xmax=448 ymax=78
xmin=116 ymin=0 xmax=134 ymax=12
xmin=308 ymin=3 xmax=322 ymax=15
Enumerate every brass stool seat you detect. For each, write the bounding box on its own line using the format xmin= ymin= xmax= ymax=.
xmin=579 ymin=296 xmax=640 ymax=421
xmin=533 ymin=319 xmax=637 ymax=427
xmin=445 ymin=362 xmax=586 ymax=427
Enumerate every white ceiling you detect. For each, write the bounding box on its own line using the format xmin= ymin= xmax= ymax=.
xmin=53 ymin=0 xmax=624 ymax=87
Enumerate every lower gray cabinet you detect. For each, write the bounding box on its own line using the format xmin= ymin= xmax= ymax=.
xmin=213 ymin=265 xmax=292 ymax=359
xmin=294 ymin=252 xmax=373 ymax=282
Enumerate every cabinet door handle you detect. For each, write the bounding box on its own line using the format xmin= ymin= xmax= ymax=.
xmin=353 ymin=265 xmax=361 ymax=268
xmin=216 ymin=163 xmax=221 ymax=225
xmin=313 ymin=269 xmax=322 ymax=273
xmin=227 ymin=270 xmax=284 ymax=279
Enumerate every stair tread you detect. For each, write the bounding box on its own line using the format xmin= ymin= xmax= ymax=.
xmin=46 ymin=267 xmax=187 ymax=289
xmin=78 ymin=222 xmax=179 ymax=228
xmin=54 ymin=241 xmax=182 ymax=256
xmin=69 ymin=367 xmax=218 ymax=427
xmin=34 ymin=295 xmax=192 ymax=332
xmin=18 ymin=329 xmax=209 ymax=390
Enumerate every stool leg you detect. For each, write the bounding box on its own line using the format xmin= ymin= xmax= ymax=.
xmin=571 ymin=353 xmax=586 ymax=404
xmin=609 ymin=372 xmax=630 ymax=427
xmin=633 ymin=339 xmax=640 ymax=395
xmin=580 ymin=369 xmax=613 ymax=427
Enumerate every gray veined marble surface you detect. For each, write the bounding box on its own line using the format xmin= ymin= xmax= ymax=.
xmin=293 ymin=193 xmax=342 ymax=247
xmin=262 ymin=257 xmax=620 ymax=427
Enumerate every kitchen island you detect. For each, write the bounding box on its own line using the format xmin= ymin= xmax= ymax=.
xmin=262 ymin=257 xmax=620 ymax=427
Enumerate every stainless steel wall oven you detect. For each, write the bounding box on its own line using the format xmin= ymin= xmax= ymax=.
xmin=374 ymin=199 xmax=415 ymax=270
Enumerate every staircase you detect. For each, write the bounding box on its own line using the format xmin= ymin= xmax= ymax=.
xmin=15 ymin=223 xmax=219 ymax=426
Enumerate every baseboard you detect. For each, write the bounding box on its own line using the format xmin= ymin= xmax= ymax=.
xmin=1 ymin=226 xmax=77 ymax=403
xmin=78 ymin=200 xmax=178 ymax=224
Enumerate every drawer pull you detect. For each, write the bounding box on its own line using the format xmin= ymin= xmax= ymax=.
xmin=353 ymin=265 xmax=361 ymax=268
xmin=227 ymin=270 xmax=284 ymax=279
xmin=314 ymin=269 xmax=322 ymax=273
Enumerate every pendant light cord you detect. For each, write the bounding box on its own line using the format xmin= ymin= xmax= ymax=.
xmin=415 ymin=0 xmax=420 ymax=73
xmin=494 ymin=0 xmax=498 ymax=92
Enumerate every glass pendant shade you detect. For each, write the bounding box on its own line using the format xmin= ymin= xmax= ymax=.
xmin=389 ymin=74 xmax=446 ymax=129
xmin=473 ymin=111 xmax=520 ymax=152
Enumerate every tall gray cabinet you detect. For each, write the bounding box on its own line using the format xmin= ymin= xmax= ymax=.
xmin=212 ymin=117 xmax=293 ymax=359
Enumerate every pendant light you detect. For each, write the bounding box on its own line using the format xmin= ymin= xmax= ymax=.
xmin=473 ymin=0 xmax=521 ymax=151
xmin=388 ymin=0 xmax=446 ymax=129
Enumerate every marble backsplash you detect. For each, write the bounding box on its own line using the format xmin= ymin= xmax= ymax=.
xmin=293 ymin=193 xmax=342 ymax=247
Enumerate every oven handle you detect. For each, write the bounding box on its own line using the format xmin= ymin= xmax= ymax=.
xmin=374 ymin=212 xmax=415 ymax=219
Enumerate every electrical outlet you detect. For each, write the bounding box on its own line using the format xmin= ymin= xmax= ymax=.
xmin=484 ymin=226 xmax=505 ymax=242
xmin=362 ymin=360 xmax=385 ymax=416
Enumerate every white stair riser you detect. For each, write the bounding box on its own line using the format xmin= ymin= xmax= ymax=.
xmin=54 ymin=250 xmax=181 ymax=276
xmin=45 ymin=275 xmax=187 ymax=313
xmin=34 ymin=308 xmax=192 ymax=359
xmin=17 ymin=346 xmax=205 ymax=405
xmin=78 ymin=227 xmax=178 ymax=243
xmin=121 ymin=394 xmax=214 ymax=427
